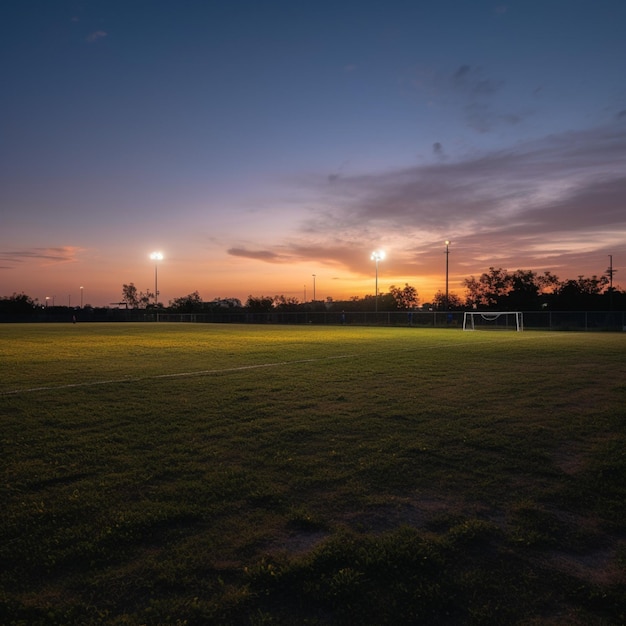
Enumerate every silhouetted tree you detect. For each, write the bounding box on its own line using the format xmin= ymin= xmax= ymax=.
xmin=169 ymin=291 xmax=203 ymax=312
xmin=553 ymin=275 xmax=608 ymax=310
xmin=210 ymin=297 xmax=243 ymax=309
xmin=389 ymin=283 xmax=419 ymax=310
xmin=245 ymin=295 xmax=274 ymax=311
xmin=122 ymin=283 xmax=140 ymax=308
xmin=432 ymin=290 xmax=463 ymax=310
xmin=273 ymin=295 xmax=300 ymax=311
xmin=537 ymin=270 xmax=561 ymax=293
xmin=122 ymin=283 xmax=152 ymax=309
xmin=464 ymin=267 xmax=513 ymax=308
xmin=464 ymin=268 xmax=562 ymax=310
xmin=501 ymin=270 xmax=545 ymax=310
xmin=0 ymin=293 xmax=37 ymax=321
xmin=358 ymin=293 xmax=394 ymax=310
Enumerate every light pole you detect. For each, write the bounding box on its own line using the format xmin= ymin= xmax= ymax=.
xmin=371 ymin=250 xmax=385 ymax=312
xmin=150 ymin=252 xmax=163 ymax=306
xmin=445 ymin=240 xmax=450 ymax=311
xmin=312 ymin=274 xmax=316 ymax=302
xmin=80 ymin=286 xmax=84 ymax=308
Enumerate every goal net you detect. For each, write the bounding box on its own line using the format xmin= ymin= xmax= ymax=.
xmin=463 ymin=311 xmax=524 ymax=331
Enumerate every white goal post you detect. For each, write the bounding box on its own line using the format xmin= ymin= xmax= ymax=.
xmin=463 ymin=311 xmax=524 ymax=331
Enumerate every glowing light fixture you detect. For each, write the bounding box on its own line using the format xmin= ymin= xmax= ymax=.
xmin=370 ymin=250 xmax=385 ymax=312
xmin=150 ymin=252 xmax=164 ymax=306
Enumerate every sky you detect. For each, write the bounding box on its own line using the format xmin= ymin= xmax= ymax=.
xmin=1 ymin=0 xmax=625 ymax=308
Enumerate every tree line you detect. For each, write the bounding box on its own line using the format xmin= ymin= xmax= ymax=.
xmin=120 ymin=267 xmax=621 ymax=312
xmin=1 ymin=267 xmax=622 ymax=321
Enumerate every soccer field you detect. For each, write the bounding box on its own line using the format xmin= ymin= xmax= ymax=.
xmin=0 ymin=322 xmax=545 ymax=393
xmin=1 ymin=323 xmax=625 ymax=624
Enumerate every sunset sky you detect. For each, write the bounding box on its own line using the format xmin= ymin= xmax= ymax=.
xmin=1 ymin=1 xmax=625 ymax=308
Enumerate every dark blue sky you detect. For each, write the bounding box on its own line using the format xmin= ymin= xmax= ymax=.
xmin=2 ymin=0 xmax=625 ymax=306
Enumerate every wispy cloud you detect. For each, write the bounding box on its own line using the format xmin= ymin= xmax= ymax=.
xmin=86 ymin=30 xmax=107 ymax=43
xmin=318 ymin=123 xmax=625 ymax=231
xmin=405 ymin=63 xmax=528 ymax=133
xmin=227 ymin=248 xmax=289 ymax=263
xmin=451 ymin=65 xmax=503 ymax=97
xmin=234 ymin=122 xmax=626 ymax=280
xmin=0 ymin=247 xmax=85 ymax=268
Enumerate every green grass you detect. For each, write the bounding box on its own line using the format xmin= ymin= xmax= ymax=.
xmin=1 ymin=323 xmax=625 ymax=625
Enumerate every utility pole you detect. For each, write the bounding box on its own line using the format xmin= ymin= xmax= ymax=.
xmin=607 ymin=255 xmax=617 ymax=310
xmin=444 ymin=241 xmax=450 ymax=310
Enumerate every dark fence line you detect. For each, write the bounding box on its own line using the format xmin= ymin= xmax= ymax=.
xmin=157 ymin=310 xmax=626 ymax=330
xmin=24 ymin=308 xmax=626 ymax=330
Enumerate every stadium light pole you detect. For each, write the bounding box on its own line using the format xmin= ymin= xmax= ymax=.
xmin=371 ymin=250 xmax=385 ymax=312
xmin=312 ymin=274 xmax=316 ymax=302
xmin=150 ymin=252 xmax=163 ymax=306
xmin=80 ymin=286 xmax=84 ymax=308
xmin=445 ymin=240 xmax=450 ymax=310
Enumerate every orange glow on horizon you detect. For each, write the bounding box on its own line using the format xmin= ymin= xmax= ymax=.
xmin=3 ymin=244 xmax=614 ymax=309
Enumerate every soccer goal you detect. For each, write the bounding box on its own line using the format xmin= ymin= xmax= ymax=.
xmin=463 ymin=311 xmax=524 ymax=331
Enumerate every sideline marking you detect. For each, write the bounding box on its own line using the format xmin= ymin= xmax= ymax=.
xmin=0 ymin=354 xmax=355 ymax=396
xmin=0 ymin=331 xmax=558 ymax=397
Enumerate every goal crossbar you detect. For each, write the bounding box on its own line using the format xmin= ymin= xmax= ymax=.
xmin=463 ymin=311 xmax=524 ymax=331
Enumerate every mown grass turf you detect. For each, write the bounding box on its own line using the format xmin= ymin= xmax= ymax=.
xmin=1 ymin=323 xmax=625 ymax=624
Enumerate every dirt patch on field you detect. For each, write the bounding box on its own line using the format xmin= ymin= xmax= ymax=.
xmin=544 ymin=545 xmax=625 ymax=586
xmin=262 ymin=529 xmax=330 ymax=557
xmin=338 ymin=493 xmax=496 ymax=536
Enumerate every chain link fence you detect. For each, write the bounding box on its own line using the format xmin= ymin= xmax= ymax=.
xmin=131 ymin=309 xmax=626 ymax=331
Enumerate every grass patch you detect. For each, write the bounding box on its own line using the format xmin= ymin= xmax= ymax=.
xmin=1 ymin=323 xmax=625 ymax=624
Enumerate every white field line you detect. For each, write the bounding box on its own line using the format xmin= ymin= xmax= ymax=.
xmin=0 ymin=354 xmax=355 ymax=396
xmin=0 ymin=331 xmax=561 ymax=397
